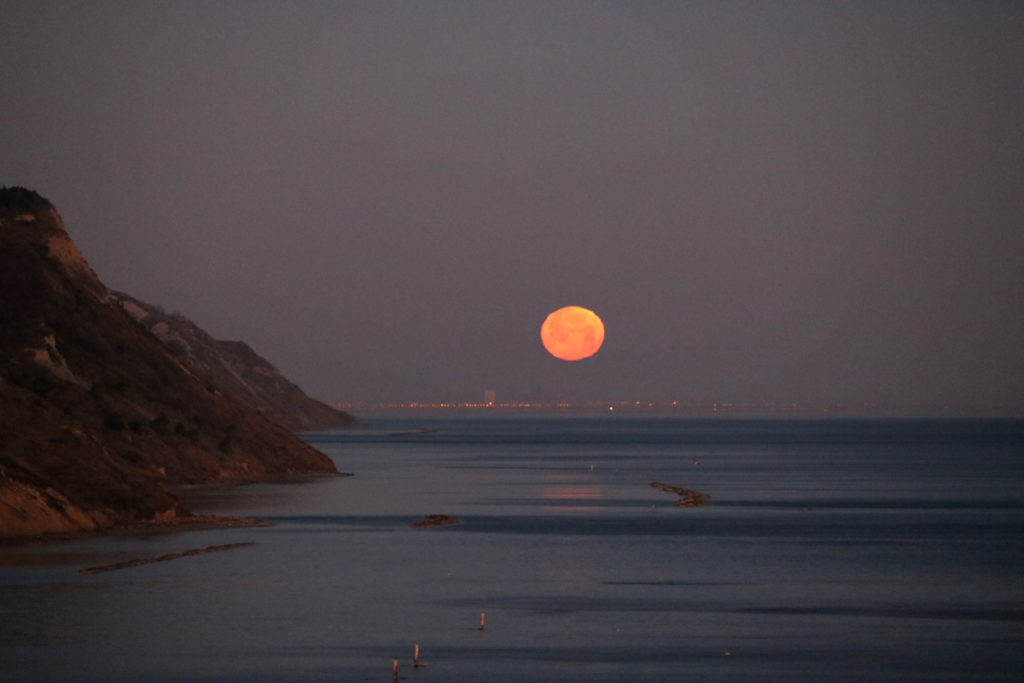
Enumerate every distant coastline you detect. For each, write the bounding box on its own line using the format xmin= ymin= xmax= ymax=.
xmin=331 ymin=400 xmax=1023 ymax=420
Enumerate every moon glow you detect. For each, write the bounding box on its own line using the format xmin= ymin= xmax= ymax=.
xmin=540 ymin=306 xmax=605 ymax=361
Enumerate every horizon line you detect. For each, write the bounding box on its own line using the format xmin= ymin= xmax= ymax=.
xmin=329 ymin=399 xmax=1022 ymax=418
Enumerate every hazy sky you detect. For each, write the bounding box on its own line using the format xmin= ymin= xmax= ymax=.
xmin=3 ymin=1 xmax=1023 ymax=413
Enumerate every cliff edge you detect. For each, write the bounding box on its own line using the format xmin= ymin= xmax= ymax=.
xmin=112 ymin=292 xmax=356 ymax=432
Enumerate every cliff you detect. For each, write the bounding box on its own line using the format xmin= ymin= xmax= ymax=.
xmin=112 ymin=292 xmax=357 ymax=431
xmin=0 ymin=187 xmax=341 ymax=541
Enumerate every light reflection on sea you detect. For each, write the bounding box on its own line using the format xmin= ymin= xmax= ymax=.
xmin=1 ymin=418 xmax=1023 ymax=681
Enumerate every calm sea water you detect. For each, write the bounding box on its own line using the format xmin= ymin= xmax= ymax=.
xmin=2 ymin=417 xmax=1023 ymax=681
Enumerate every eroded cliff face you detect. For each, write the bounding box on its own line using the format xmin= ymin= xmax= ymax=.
xmin=0 ymin=187 xmax=341 ymax=541
xmin=112 ymin=292 xmax=357 ymax=432
xmin=0 ymin=474 xmax=103 ymax=538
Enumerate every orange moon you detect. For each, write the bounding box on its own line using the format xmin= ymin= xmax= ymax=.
xmin=540 ymin=306 xmax=605 ymax=361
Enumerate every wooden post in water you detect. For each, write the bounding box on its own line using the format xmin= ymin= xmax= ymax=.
xmin=392 ymin=658 xmax=398 ymax=681
xmin=413 ymin=643 xmax=420 ymax=668
xmin=479 ymin=612 xmax=486 ymax=631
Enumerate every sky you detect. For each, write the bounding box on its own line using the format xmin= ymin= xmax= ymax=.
xmin=3 ymin=1 xmax=1023 ymax=414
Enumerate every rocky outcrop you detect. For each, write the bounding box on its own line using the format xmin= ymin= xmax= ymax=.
xmin=411 ymin=514 xmax=459 ymax=529
xmin=0 ymin=187 xmax=342 ymax=541
xmin=0 ymin=475 xmax=101 ymax=538
xmin=111 ymin=292 xmax=356 ymax=431
xmin=650 ymin=482 xmax=711 ymax=507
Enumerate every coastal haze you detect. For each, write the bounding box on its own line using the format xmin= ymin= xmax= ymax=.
xmin=3 ymin=2 xmax=1024 ymax=413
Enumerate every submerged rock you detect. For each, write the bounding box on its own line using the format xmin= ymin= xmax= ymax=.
xmin=411 ymin=514 xmax=459 ymax=529
xmin=650 ymin=481 xmax=711 ymax=507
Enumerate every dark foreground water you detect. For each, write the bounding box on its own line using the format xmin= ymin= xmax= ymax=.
xmin=2 ymin=418 xmax=1023 ymax=681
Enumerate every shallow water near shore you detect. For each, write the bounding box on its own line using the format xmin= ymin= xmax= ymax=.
xmin=3 ymin=417 xmax=1023 ymax=681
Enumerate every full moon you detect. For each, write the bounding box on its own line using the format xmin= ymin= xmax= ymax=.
xmin=540 ymin=306 xmax=605 ymax=361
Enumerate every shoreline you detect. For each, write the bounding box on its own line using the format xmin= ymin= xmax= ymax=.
xmin=1 ymin=470 xmax=351 ymax=548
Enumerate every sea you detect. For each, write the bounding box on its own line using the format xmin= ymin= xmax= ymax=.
xmin=2 ymin=417 xmax=1023 ymax=682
